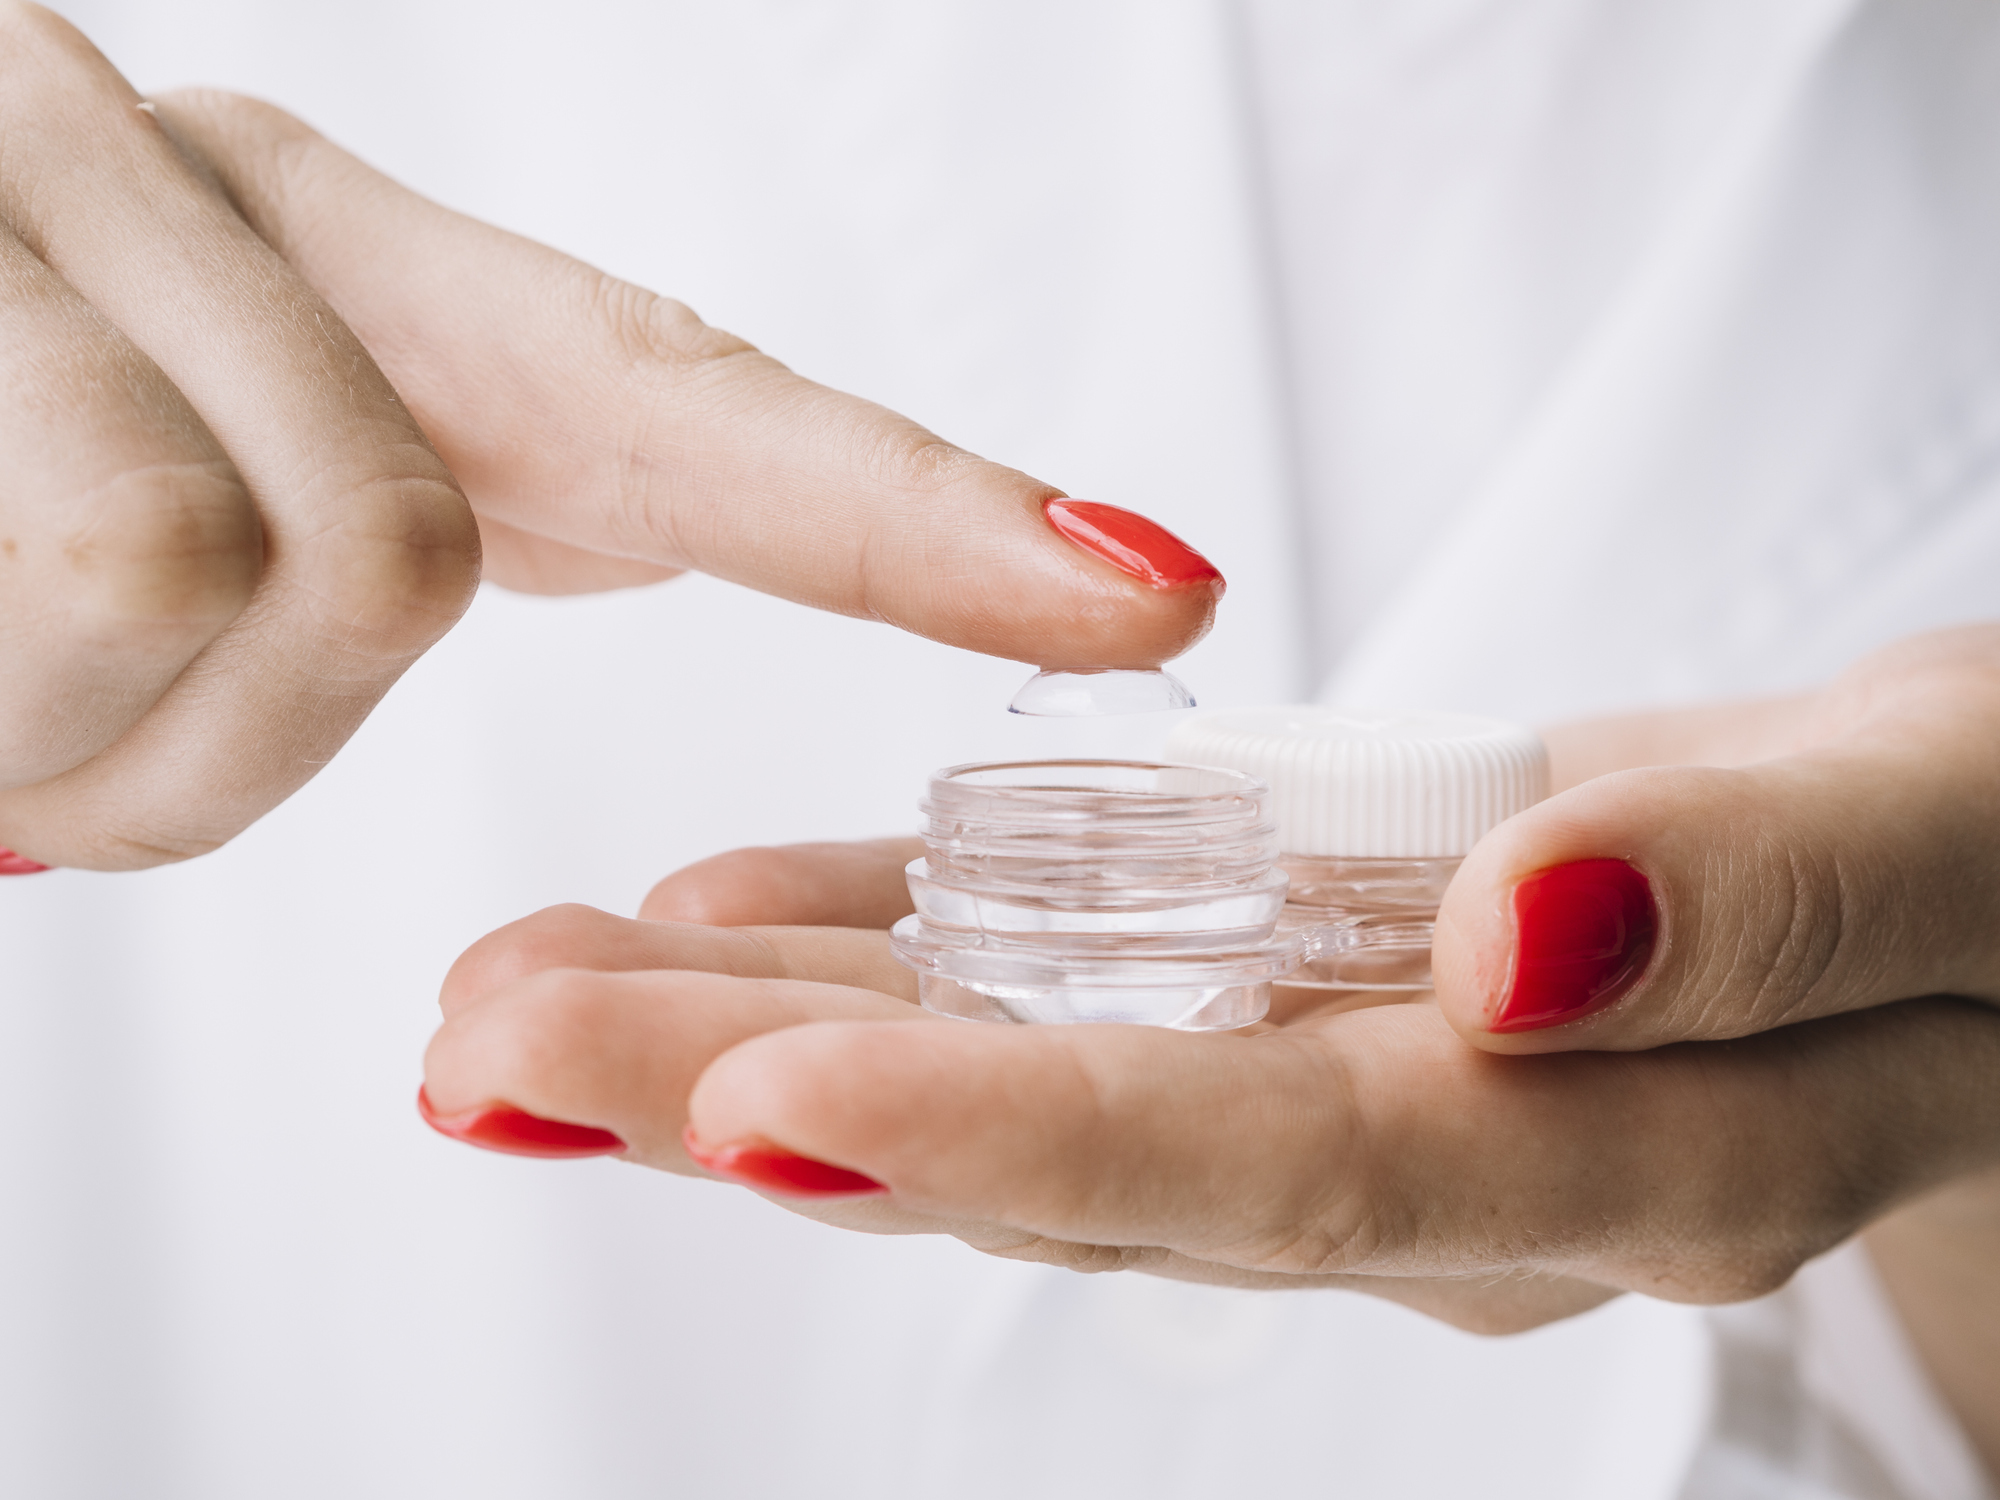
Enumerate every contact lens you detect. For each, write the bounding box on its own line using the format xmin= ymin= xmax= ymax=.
xmin=1008 ymin=668 xmax=1196 ymax=717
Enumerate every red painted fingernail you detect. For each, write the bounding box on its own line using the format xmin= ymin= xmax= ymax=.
xmin=1044 ymin=498 xmax=1224 ymax=591
xmin=417 ymin=1085 xmax=625 ymax=1159
xmin=1491 ymin=859 xmax=1657 ymax=1032
xmin=682 ymin=1125 xmax=886 ymax=1197
xmin=0 ymin=849 xmax=50 ymax=875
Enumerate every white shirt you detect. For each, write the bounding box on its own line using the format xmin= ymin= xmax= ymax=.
xmin=6 ymin=2 xmax=1995 ymax=1496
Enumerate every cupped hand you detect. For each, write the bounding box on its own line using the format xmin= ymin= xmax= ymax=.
xmin=423 ymin=664 xmax=2000 ymax=1334
xmin=425 ymin=893 xmax=1626 ymax=1331
xmin=0 ymin=6 xmax=1217 ymax=869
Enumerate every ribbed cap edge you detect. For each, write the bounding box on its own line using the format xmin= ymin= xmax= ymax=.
xmin=1162 ymin=707 xmax=1548 ymax=858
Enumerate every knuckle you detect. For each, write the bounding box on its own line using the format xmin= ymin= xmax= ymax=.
xmin=65 ymin=461 xmax=261 ymax=633
xmin=297 ymin=470 xmax=481 ymax=658
xmin=595 ymin=274 xmax=755 ymax=371
xmin=451 ymin=905 xmax=610 ymax=998
xmin=592 ymin=277 xmax=762 ymax=564
xmin=641 ymin=847 xmax=793 ymax=926
xmin=868 ymin=427 xmax=981 ymax=496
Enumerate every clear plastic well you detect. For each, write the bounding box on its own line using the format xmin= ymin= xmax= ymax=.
xmin=1276 ymin=854 xmax=1459 ymax=990
xmin=889 ymin=760 xmax=1308 ymax=1029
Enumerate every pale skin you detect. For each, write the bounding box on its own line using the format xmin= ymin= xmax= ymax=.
xmin=427 ymin=626 xmax=2000 ymax=1475
xmin=0 ymin=4 xmax=1212 ymax=869
xmin=5 ymin=0 xmax=1994 ymax=1476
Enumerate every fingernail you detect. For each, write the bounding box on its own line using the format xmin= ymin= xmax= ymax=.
xmin=1491 ymin=859 xmax=1657 ymax=1033
xmin=417 ymin=1085 xmax=625 ymax=1159
xmin=1044 ymin=498 xmax=1224 ymax=591
xmin=0 ymin=849 xmax=51 ymax=875
xmin=682 ymin=1125 xmax=887 ymax=1198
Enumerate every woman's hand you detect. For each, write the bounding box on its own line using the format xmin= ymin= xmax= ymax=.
xmin=426 ymin=897 xmax=1631 ymax=1331
xmin=422 ymin=882 xmax=2000 ymax=1334
xmin=420 ymin=624 xmax=2000 ymax=1333
xmin=1433 ymin=623 xmax=2000 ymax=1050
xmin=0 ymin=5 xmax=1217 ymax=870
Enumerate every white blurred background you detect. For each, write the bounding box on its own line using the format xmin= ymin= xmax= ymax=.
xmin=23 ymin=0 xmax=1996 ymax=1493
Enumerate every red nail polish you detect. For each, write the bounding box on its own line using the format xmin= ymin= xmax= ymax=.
xmin=1491 ymin=859 xmax=1657 ymax=1032
xmin=417 ymin=1086 xmax=625 ymax=1158
xmin=1044 ymin=499 xmax=1223 ymax=591
xmin=682 ymin=1126 xmax=886 ymax=1197
xmin=0 ymin=849 xmax=50 ymax=875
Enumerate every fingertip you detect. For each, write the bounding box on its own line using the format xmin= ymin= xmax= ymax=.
xmin=1023 ymin=495 xmax=1224 ymax=669
xmin=639 ymin=840 xmax=924 ymax=929
xmin=1432 ymin=787 xmax=1649 ymax=1051
xmin=417 ymin=1084 xmax=626 ymax=1159
xmin=686 ymin=1020 xmax=855 ymax=1141
xmin=1041 ymin=498 xmax=1225 ymax=592
xmin=680 ymin=1125 xmax=887 ymax=1196
xmin=423 ymin=964 xmax=649 ymax=1138
xmin=638 ymin=849 xmax=783 ymax=925
xmin=687 ymin=1017 xmax=950 ymax=1170
xmin=1435 ymin=772 xmax=1688 ymax=1051
xmin=874 ymin=478 xmax=1222 ymax=670
xmin=636 ymin=872 xmax=710 ymax=925
xmin=1439 ymin=861 xmax=1661 ymax=1053
xmin=438 ymin=903 xmax=624 ymax=1015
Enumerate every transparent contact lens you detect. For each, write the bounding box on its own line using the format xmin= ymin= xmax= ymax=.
xmin=888 ymin=759 xmax=1310 ymax=1029
xmin=1008 ymin=668 xmax=1195 ymax=717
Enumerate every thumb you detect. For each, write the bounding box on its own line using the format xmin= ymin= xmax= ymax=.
xmin=158 ymin=92 xmax=1221 ymax=670
xmin=1434 ymin=726 xmax=2000 ymax=1051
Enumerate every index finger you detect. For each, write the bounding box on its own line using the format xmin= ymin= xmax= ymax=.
xmin=163 ymin=91 xmax=1223 ymax=670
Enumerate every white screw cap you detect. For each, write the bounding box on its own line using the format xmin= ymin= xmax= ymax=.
xmin=1163 ymin=707 xmax=1548 ymax=858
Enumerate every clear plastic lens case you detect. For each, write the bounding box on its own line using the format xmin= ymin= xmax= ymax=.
xmin=889 ymin=760 xmax=1308 ymax=1029
xmin=1277 ymin=854 xmax=1460 ymax=990
xmin=893 ymin=709 xmax=1545 ymax=1027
